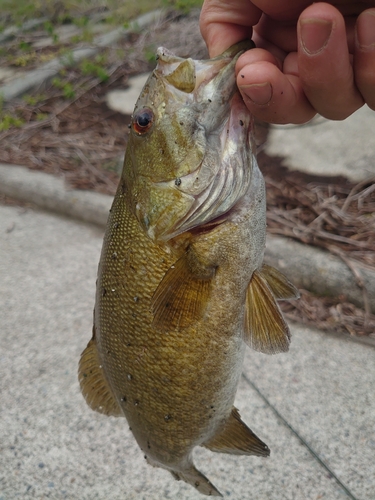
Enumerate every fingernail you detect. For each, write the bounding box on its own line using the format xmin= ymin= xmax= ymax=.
xmin=240 ymin=82 xmax=272 ymax=105
xmin=300 ymin=18 xmax=332 ymax=55
xmin=356 ymin=10 xmax=375 ymax=48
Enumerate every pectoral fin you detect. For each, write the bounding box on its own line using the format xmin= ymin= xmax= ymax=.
xmin=260 ymin=264 xmax=300 ymax=300
xmin=203 ymin=407 xmax=270 ymax=457
xmin=152 ymin=250 xmax=215 ymax=331
xmin=78 ymin=330 xmax=122 ymax=417
xmin=244 ymin=270 xmax=291 ymax=354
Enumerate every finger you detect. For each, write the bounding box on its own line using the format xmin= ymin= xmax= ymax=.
xmin=354 ymin=8 xmax=375 ymax=110
xmin=236 ymin=47 xmax=284 ymax=74
xmin=236 ymin=58 xmax=316 ymax=124
xmin=297 ymin=2 xmax=364 ymax=120
xmin=199 ymin=0 xmax=261 ymax=57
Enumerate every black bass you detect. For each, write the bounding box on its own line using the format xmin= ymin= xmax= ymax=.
xmin=79 ymin=40 xmax=298 ymax=497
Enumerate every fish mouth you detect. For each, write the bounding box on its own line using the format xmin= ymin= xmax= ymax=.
xmin=155 ymin=40 xmax=255 ymax=98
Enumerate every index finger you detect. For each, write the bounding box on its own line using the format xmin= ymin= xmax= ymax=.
xmin=200 ymin=0 xmax=262 ymax=56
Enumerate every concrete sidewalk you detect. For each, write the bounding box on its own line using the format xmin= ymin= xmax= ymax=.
xmin=1 ymin=203 xmax=374 ymax=500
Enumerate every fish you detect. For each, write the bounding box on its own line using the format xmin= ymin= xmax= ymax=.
xmin=78 ymin=40 xmax=299 ymax=497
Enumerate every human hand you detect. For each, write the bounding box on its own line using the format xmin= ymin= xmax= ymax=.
xmin=200 ymin=1 xmax=375 ymax=124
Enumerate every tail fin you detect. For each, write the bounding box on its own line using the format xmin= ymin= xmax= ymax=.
xmin=170 ymin=466 xmax=222 ymax=497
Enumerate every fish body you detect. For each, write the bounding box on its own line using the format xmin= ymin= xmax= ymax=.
xmin=79 ymin=41 xmax=298 ymax=497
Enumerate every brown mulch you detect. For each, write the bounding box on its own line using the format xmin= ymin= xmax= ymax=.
xmin=0 ymin=11 xmax=374 ymax=342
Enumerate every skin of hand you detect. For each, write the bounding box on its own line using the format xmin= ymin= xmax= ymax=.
xmin=200 ymin=1 xmax=375 ymax=123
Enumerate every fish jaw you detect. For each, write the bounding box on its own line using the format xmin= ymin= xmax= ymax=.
xmin=123 ymin=41 xmax=256 ymax=242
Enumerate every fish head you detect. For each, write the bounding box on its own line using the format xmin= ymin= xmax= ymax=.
xmin=123 ymin=40 xmax=257 ymax=242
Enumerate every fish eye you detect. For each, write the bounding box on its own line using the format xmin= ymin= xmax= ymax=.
xmin=132 ymin=108 xmax=154 ymax=135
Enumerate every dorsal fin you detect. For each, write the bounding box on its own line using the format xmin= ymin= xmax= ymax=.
xmin=260 ymin=264 xmax=300 ymax=300
xmin=78 ymin=333 xmax=122 ymax=417
xmin=244 ymin=270 xmax=291 ymax=354
xmin=151 ymin=251 xmax=215 ymax=331
xmin=203 ymin=407 xmax=270 ymax=457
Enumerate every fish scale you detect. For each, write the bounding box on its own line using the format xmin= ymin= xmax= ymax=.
xmin=79 ymin=41 xmax=299 ymax=497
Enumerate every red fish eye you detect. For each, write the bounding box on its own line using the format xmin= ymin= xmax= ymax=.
xmin=132 ymin=108 xmax=154 ymax=134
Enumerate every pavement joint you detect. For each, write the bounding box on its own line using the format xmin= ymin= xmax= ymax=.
xmin=242 ymin=373 xmax=358 ymax=500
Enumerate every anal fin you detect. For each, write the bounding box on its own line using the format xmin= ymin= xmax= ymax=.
xmin=78 ymin=331 xmax=122 ymax=417
xmin=152 ymin=250 xmax=215 ymax=331
xmin=203 ymin=407 xmax=270 ymax=457
xmin=244 ymin=270 xmax=291 ymax=354
xmin=260 ymin=264 xmax=300 ymax=300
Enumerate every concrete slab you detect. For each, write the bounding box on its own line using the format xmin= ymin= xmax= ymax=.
xmin=243 ymin=327 xmax=375 ymax=500
xmin=265 ymin=106 xmax=375 ymax=182
xmin=1 ymin=204 xmax=372 ymax=499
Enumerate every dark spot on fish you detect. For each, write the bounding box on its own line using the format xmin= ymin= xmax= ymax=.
xmin=239 ymin=120 xmax=244 ymax=126
xmin=134 ymin=400 xmax=140 ymax=406
xmin=175 ymin=178 xmax=181 ymax=187
xmin=164 ymin=414 xmax=172 ymax=422
xmin=129 ymin=427 xmax=132 ymax=431
xmin=106 ymin=349 xmax=111 ymax=355
xmin=144 ymin=455 xmax=147 ymax=459
xmin=127 ymin=124 xmax=131 ymax=129
xmin=195 ymin=481 xmax=200 ymax=487
xmin=179 ymin=122 xmax=184 ymax=126
xmin=281 ymin=91 xmax=284 ymax=95
xmin=82 ymin=373 xmax=87 ymax=378
xmin=111 ymin=252 xmax=117 ymax=260
xmin=208 ymin=98 xmax=212 ymax=103
xmin=120 ymin=396 xmax=127 ymax=402
xmin=121 ymin=182 xmax=126 ymax=195
xmin=102 ymin=288 xmax=107 ymax=297
xmin=147 ymin=441 xmax=151 ymax=449
xmin=240 ymin=74 xmax=245 ymax=78
xmin=126 ymin=343 xmax=131 ymax=347
xmin=227 ymin=129 xmax=229 ymax=134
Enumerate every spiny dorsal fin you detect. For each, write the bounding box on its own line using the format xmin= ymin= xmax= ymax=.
xmin=78 ymin=334 xmax=122 ymax=417
xmin=260 ymin=264 xmax=300 ymax=300
xmin=151 ymin=251 xmax=215 ymax=331
xmin=244 ymin=270 xmax=291 ymax=354
xmin=203 ymin=407 xmax=270 ymax=457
